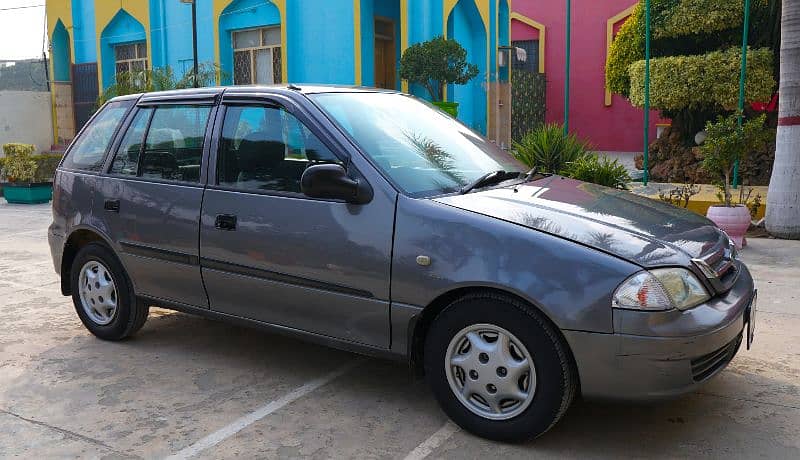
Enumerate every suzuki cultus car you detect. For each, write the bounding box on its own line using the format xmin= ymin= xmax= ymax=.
xmin=49 ymin=86 xmax=756 ymax=442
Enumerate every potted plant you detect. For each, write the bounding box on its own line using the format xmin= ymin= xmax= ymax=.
xmin=700 ymin=113 xmax=771 ymax=248
xmin=1 ymin=143 xmax=53 ymax=204
xmin=399 ymin=36 xmax=479 ymax=117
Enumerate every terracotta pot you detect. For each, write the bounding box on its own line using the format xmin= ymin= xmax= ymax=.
xmin=706 ymin=205 xmax=751 ymax=249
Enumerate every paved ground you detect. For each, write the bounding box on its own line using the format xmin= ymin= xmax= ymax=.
xmin=1 ymin=202 xmax=798 ymax=459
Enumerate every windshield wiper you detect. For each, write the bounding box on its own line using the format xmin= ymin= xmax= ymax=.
xmin=460 ymin=170 xmax=511 ymax=194
xmin=523 ymin=167 xmax=539 ymax=182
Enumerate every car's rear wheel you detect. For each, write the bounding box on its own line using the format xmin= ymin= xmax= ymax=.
xmin=424 ymin=292 xmax=576 ymax=442
xmin=70 ymin=243 xmax=148 ymax=340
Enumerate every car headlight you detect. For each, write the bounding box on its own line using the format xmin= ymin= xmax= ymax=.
xmin=612 ymin=268 xmax=710 ymax=311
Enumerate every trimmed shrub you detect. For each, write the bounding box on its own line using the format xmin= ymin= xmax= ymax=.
xmin=0 ymin=145 xmax=61 ymax=183
xmin=606 ymin=2 xmax=645 ymax=96
xmin=511 ymin=124 xmax=591 ymax=174
xmin=399 ymin=36 xmax=480 ymax=101
xmin=653 ymin=0 xmax=767 ymax=40
xmin=606 ymin=0 xmax=773 ymax=98
xmin=1 ymin=143 xmax=37 ymax=183
xmin=627 ymin=47 xmax=774 ymax=111
xmin=562 ymin=155 xmax=631 ymax=190
xmin=2 ymin=143 xmax=35 ymax=156
xmin=32 ymin=153 xmax=63 ymax=182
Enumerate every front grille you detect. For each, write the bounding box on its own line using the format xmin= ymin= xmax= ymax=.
xmin=692 ymin=233 xmax=739 ymax=294
xmin=690 ymin=333 xmax=742 ymax=382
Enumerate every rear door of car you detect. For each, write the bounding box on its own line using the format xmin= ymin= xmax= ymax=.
xmin=199 ymin=91 xmax=395 ymax=347
xmin=54 ymin=99 xmax=135 ymax=243
xmin=97 ymin=93 xmax=219 ymax=308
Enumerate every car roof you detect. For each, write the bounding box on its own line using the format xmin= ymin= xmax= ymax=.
xmin=110 ymin=84 xmax=400 ymax=104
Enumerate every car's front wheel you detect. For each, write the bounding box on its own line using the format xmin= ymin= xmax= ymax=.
xmin=70 ymin=243 xmax=148 ymax=340
xmin=424 ymin=292 xmax=577 ymax=442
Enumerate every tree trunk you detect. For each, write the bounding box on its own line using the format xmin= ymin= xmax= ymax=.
xmin=724 ymin=169 xmax=733 ymax=207
xmin=766 ymin=0 xmax=800 ymax=238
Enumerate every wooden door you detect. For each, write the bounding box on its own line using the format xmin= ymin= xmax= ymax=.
xmin=374 ymin=17 xmax=396 ymax=89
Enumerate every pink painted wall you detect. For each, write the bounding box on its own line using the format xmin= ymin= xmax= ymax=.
xmin=511 ymin=0 xmax=663 ymax=153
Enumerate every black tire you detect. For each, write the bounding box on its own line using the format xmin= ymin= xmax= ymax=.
xmin=424 ymin=292 xmax=577 ymax=442
xmin=70 ymin=242 xmax=149 ymax=340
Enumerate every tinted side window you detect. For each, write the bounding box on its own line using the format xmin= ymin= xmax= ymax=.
xmin=217 ymin=105 xmax=341 ymax=193
xmin=62 ymin=101 xmax=131 ymax=171
xmin=139 ymin=105 xmax=211 ymax=183
xmin=110 ymin=108 xmax=152 ymax=176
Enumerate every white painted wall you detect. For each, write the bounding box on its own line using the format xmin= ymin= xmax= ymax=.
xmin=0 ymin=91 xmax=53 ymax=155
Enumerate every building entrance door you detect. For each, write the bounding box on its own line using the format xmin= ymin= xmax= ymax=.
xmin=374 ymin=17 xmax=396 ymax=89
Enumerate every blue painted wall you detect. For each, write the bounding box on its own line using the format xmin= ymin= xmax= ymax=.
xmin=149 ymin=0 xmax=215 ymax=74
xmin=447 ymin=0 xmax=487 ymax=132
xmin=71 ymin=0 xmax=97 ymax=63
xmin=286 ymin=0 xmax=355 ymax=84
xmin=99 ymin=9 xmax=147 ymax=88
xmin=52 ymin=20 xmax=71 ymax=81
xmin=498 ymin=0 xmax=509 ymax=81
xmin=406 ymin=0 xmax=442 ymax=99
xmin=67 ymin=0 xmax=503 ymax=134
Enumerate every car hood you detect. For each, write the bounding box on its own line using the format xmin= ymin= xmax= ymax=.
xmin=433 ymin=176 xmax=725 ymax=267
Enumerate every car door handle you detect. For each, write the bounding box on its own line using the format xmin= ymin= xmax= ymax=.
xmin=104 ymin=199 xmax=120 ymax=213
xmin=214 ymin=214 xmax=237 ymax=231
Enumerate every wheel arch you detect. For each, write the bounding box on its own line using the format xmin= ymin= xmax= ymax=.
xmin=408 ymin=286 xmax=580 ymax=389
xmin=60 ymin=227 xmax=116 ymax=296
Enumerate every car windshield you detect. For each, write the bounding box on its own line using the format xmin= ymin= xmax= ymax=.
xmin=309 ymin=92 xmax=526 ymax=197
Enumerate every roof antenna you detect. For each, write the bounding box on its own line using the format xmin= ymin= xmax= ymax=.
xmin=287 ymin=83 xmax=301 ymax=91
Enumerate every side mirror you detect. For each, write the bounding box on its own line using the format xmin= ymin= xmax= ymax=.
xmin=300 ymin=164 xmax=372 ymax=204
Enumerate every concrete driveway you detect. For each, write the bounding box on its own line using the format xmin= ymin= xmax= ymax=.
xmin=1 ymin=202 xmax=798 ymax=459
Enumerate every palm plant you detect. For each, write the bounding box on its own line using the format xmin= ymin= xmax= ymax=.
xmin=766 ymin=0 xmax=800 ymax=238
xmin=562 ymin=155 xmax=631 ymax=190
xmin=97 ymin=63 xmax=224 ymax=106
xmin=511 ymin=123 xmax=592 ymax=173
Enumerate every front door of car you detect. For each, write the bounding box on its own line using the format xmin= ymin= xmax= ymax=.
xmin=97 ymin=103 xmax=214 ymax=308
xmin=199 ymin=99 xmax=394 ymax=348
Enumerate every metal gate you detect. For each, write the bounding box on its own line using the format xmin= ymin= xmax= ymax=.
xmin=511 ymin=70 xmax=546 ymax=142
xmin=71 ymin=63 xmax=99 ymax=131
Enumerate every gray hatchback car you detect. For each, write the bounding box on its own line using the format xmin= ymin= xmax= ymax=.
xmin=49 ymin=86 xmax=756 ymax=442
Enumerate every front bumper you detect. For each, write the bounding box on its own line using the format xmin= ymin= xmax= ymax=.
xmin=565 ymin=263 xmax=755 ymax=400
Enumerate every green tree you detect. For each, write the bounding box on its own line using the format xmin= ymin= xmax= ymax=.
xmin=399 ymin=36 xmax=479 ymax=101
xmin=701 ymin=113 xmax=771 ymax=206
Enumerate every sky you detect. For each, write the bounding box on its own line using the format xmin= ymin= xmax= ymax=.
xmin=0 ymin=0 xmax=47 ymax=60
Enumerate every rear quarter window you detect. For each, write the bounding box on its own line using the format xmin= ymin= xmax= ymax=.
xmin=61 ymin=101 xmax=132 ymax=171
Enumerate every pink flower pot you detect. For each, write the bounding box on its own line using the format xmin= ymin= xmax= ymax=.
xmin=706 ymin=205 xmax=751 ymax=249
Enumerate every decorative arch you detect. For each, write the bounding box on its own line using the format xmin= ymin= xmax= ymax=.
xmin=52 ymin=20 xmax=72 ymax=82
xmin=510 ymin=12 xmax=545 ymax=74
xmin=215 ymin=0 xmax=286 ymax=85
xmin=446 ymin=0 xmax=487 ymax=132
xmin=605 ymin=4 xmax=637 ymax=106
xmin=99 ymin=9 xmax=147 ymax=89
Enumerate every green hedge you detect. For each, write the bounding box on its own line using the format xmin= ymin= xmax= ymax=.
xmin=627 ymin=47 xmax=774 ymax=111
xmin=0 ymin=152 xmax=62 ymax=183
xmin=606 ymin=0 xmax=771 ymax=97
xmin=653 ymin=0 xmax=767 ymax=40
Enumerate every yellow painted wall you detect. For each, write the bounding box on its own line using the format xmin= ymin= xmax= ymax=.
xmin=45 ymin=0 xmax=74 ymax=146
xmin=212 ymin=0 xmax=288 ymax=84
